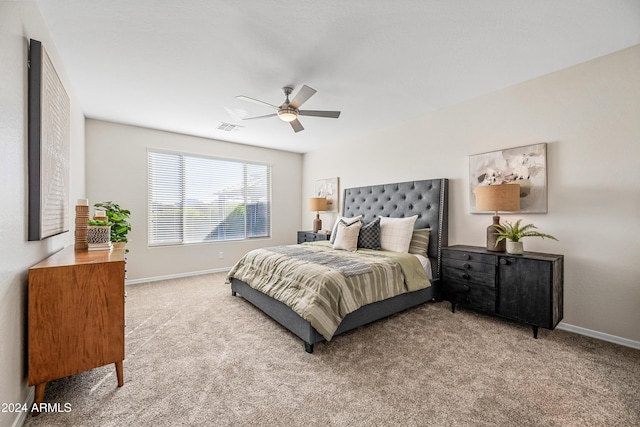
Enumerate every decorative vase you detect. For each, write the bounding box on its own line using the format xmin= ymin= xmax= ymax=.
xmin=506 ymin=240 xmax=524 ymax=255
xmin=74 ymin=203 xmax=89 ymax=250
xmin=486 ymin=216 xmax=506 ymax=252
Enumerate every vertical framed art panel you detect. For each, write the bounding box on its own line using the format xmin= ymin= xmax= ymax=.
xmin=28 ymin=39 xmax=70 ymax=240
xmin=315 ymin=177 xmax=339 ymax=212
xmin=469 ymin=143 xmax=547 ymax=214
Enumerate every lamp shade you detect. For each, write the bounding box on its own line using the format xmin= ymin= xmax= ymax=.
xmin=476 ymin=184 xmax=520 ymax=212
xmin=308 ymin=197 xmax=328 ymax=212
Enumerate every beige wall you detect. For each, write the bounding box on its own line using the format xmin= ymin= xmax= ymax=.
xmin=302 ymin=45 xmax=640 ymax=344
xmin=0 ymin=2 xmax=86 ymax=427
xmin=85 ymin=120 xmax=302 ymax=281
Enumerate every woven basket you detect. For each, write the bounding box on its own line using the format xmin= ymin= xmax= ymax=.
xmin=87 ymin=226 xmax=111 ymax=245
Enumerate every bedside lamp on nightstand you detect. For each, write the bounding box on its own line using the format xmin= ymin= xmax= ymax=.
xmin=475 ymin=183 xmax=520 ymax=252
xmin=308 ymin=197 xmax=328 ymax=233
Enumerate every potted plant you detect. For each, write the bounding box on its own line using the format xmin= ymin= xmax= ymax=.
xmin=494 ymin=219 xmax=558 ymax=254
xmin=86 ymin=219 xmax=112 ymax=248
xmin=94 ymin=201 xmax=131 ymax=252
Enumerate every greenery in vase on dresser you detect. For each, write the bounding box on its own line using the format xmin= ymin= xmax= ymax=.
xmin=494 ymin=219 xmax=557 ymax=254
xmin=94 ymin=201 xmax=131 ymax=252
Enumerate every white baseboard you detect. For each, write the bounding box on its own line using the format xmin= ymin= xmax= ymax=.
xmin=125 ymin=267 xmax=230 ymax=285
xmin=557 ymin=322 xmax=640 ymax=350
xmin=12 ymin=387 xmax=34 ymax=427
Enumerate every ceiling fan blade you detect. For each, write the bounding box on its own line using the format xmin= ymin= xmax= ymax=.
xmin=288 ymin=85 xmax=316 ymax=109
xmin=236 ymin=95 xmax=279 ymax=110
xmin=289 ymin=119 xmax=304 ymax=133
xmin=298 ymin=110 xmax=341 ymax=119
xmin=242 ymin=113 xmax=278 ymax=120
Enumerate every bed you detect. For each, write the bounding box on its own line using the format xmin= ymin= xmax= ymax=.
xmin=228 ymin=178 xmax=448 ymax=353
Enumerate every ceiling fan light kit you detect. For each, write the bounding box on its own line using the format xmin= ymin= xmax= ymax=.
xmin=236 ymin=85 xmax=340 ymax=133
xmin=277 ymin=108 xmax=298 ymax=122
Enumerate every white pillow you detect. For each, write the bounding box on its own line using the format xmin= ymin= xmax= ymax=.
xmin=379 ymin=215 xmax=418 ymax=253
xmin=330 ymin=215 xmax=362 ymax=243
xmin=332 ymin=220 xmax=361 ymax=252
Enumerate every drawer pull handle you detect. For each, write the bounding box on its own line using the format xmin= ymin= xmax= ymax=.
xmin=463 ymin=285 xmax=470 ymax=292
xmin=463 ymin=263 xmax=470 ymax=269
xmin=463 ymin=254 xmax=470 ymax=260
xmin=500 ymin=259 xmax=508 ymax=265
xmin=462 ymin=273 xmax=470 ymax=280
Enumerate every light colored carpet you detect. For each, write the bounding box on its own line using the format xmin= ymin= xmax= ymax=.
xmin=24 ymin=273 xmax=639 ymax=426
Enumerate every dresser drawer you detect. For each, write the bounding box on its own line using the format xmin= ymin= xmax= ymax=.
xmin=442 ymin=249 xmax=496 ymax=265
xmin=297 ymin=231 xmax=330 ymax=243
xmin=442 ymin=266 xmax=495 ymax=287
xmin=443 ymin=281 xmax=496 ymax=313
xmin=442 ymin=258 xmax=496 ymax=277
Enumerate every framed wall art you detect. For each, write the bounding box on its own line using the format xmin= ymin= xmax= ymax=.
xmin=28 ymin=39 xmax=70 ymax=240
xmin=315 ymin=177 xmax=339 ymax=212
xmin=469 ymin=143 xmax=547 ymax=214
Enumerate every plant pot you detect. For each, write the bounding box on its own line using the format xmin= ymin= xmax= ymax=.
xmin=87 ymin=225 xmax=111 ymax=245
xmin=506 ymin=240 xmax=524 ymax=255
xmin=112 ymin=242 xmax=126 ymax=250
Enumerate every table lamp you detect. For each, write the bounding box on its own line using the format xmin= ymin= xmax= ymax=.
xmin=475 ymin=183 xmax=520 ymax=252
xmin=308 ymin=197 xmax=328 ymax=233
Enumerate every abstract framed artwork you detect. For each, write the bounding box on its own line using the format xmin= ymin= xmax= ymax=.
xmin=315 ymin=177 xmax=339 ymax=212
xmin=28 ymin=39 xmax=70 ymax=240
xmin=469 ymin=143 xmax=547 ymax=214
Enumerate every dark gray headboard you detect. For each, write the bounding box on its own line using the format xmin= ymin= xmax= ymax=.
xmin=342 ymin=179 xmax=449 ymax=278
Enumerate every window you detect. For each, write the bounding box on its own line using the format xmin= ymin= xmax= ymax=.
xmin=148 ymin=150 xmax=271 ymax=246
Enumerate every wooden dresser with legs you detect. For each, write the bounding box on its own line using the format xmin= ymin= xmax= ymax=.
xmin=28 ymin=245 xmax=125 ymax=410
xmin=441 ymin=245 xmax=563 ymax=338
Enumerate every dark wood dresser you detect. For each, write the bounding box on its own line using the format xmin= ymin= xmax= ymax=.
xmin=441 ymin=245 xmax=563 ymax=338
xmin=297 ymin=231 xmax=331 ymax=244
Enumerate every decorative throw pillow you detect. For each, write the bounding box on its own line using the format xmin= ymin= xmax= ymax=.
xmin=332 ymin=220 xmax=362 ymax=252
xmin=358 ymin=217 xmax=381 ymax=250
xmin=379 ymin=215 xmax=418 ymax=253
xmin=330 ymin=215 xmax=362 ymax=243
xmin=408 ymin=228 xmax=431 ymax=256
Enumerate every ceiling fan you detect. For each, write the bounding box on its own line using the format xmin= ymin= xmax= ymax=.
xmin=236 ymin=85 xmax=340 ymax=133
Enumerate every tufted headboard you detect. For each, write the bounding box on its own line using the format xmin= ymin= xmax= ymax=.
xmin=342 ymin=179 xmax=449 ymax=278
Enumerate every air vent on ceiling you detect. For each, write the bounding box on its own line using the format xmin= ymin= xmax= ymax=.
xmin=217 ymin=122 xmax=244 ymax=132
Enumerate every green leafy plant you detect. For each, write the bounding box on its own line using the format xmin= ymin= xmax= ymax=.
xmin=94 ymin=201 xmax=131 ymax=248
xmin=88 ymin=219 xmax=111 ymax=226
xmin=494 ymin=219 xmax=558 ymax=245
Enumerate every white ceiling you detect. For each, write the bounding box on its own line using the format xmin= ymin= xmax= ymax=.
xmin=37 ymin=0 xmax=640 ymax=154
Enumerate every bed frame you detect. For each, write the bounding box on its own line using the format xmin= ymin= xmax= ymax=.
xmin=231 ymin=178 xmax=449 ymax=353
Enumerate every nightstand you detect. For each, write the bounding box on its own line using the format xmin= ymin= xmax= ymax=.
xmin=297 ymin=231 xmax=330 ymax=244
xmin=441 ymin=245 xmax=563 ymax=338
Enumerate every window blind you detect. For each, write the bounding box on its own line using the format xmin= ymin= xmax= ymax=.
xmin=148 ymin=150 xmax=271 ymax=246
